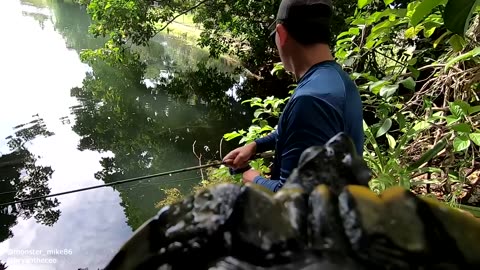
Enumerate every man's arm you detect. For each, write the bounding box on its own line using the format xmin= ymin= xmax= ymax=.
xmin=252 ymin=95 xmax=344 ymax=192
xmin=254 ymin=130 xmax=278 ymax=153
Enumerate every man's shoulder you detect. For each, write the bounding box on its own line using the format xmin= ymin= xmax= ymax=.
xmin=303 ymin=62 xmax=354 ymax=89
xmin=292 ymin=62 xmax=357 ymax=110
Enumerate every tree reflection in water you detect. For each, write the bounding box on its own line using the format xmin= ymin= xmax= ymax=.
xmin=0 ymin=116 xmax=60 ymax=243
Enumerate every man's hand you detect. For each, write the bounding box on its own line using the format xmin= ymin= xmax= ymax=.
xmin=242 ymin=169 xmax=260 ymax=184
xmin=223 ymin=142 xmax=257 ymax=169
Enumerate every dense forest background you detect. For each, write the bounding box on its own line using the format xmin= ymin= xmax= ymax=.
xmin=74 ymin=0 xmax=480 ymax=214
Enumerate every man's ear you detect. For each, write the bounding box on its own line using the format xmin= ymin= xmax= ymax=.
xmin=276 ymin=24 xmax=288 ymax=47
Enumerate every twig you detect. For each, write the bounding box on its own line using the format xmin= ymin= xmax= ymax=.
xmin=374 ymin=49 xmax=406 ymax=67
xmin=461 ymin=163 xmax=480 ymax=204
xmin=359 ymin=25 xmax=367 ymax=49
xmin=192 ymin=141 xmax=204 ymax=181
xmin=219 ymin=137 xmax=224 ymax=160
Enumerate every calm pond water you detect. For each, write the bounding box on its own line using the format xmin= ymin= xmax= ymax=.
xmin=0 ymin=0 xmax=250 ymax=269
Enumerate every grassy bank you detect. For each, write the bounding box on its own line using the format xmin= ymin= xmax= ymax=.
xmin=156 ymin=14 xmax=240 ymax=65
xmin=156 ymin=14 xmax=201 ymax=45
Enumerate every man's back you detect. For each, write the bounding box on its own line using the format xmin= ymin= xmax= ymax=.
xmin=254 ymin=60 xmax=364 ymax=191
xmin=224 ymin=0 xmax=364 ymax=192
xmin=286 ymin=60 xmax=364 ymax=155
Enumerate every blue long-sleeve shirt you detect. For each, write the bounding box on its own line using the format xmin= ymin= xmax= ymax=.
xmin=253 ymin=60 xmax=364 ymax=192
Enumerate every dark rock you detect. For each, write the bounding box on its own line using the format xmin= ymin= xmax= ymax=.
xmin=227 ymin=185 xmax=305 ymax=266
xmin=285 ymin=132 xmax=372 ymax=195
xmin=104 ymin=132 xmax=480 ymax=270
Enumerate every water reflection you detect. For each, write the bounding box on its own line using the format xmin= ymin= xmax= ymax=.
xmin=0 ymin=116 xmax=60 ymax=243
xmin=1 ymin=1 xmax=132 ymax=269
xmin=45 ymin=0 xmax=252 ymax=230
xmin=69 ymin=52 xmax=251 ymax=229
xmin=1 ymin=0 xmax=255 ymax=268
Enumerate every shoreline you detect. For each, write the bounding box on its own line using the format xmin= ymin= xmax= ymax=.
xmin=156 ymin=15 xmax=240 ymax=66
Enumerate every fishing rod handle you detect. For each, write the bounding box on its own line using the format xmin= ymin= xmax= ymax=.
xmin=227 ymin=151 xmax=274 ymax=175
xmin=228 ymin=165 xmax=252 ymax=175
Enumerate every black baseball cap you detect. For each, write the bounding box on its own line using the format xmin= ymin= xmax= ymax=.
xmin=269 ymin=0 xmax=333 ymax=37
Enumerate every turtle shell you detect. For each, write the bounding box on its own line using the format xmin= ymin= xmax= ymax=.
xmin=104 ymin=132 xmax=480 ymax=270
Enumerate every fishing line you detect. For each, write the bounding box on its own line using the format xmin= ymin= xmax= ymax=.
xmin=0 ymin=175 xmax=204 ymax=215
xmin=0 ymin=152 xmax=274 ymax=208
xmin=117 ymin=175 xmax=203 ymax=190
xmin=0 ymin=161 xmax=224 ymax=207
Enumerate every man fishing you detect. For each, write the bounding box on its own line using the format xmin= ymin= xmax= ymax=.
xmin=223 ymin=0 xmax=364 ymax=192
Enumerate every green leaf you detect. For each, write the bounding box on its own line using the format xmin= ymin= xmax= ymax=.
xmin=424 ymin=14 xmax=445 ymax=28
xmin=337 ymin=27 xmax=360 ymax=39
xmin=242 ymin=97 xmax=262 ymax=105
xmin=424 ymin=26 xmax=436 ymax=37
xmin=455 ymin=100 xmax=470 ymax=115
xmin=396 ymin=112 xmax=406 ymax=131
xmin=223 ymin=132 xmax=242 ymax=141
xmin=400 ymin=77 xmax=416 ymax=90
xmin=450 ymin=123 xmax=472 ymax=133
xmin=407 ymin=138 xmax=447 ymax=171
xmin=444 ymin=0 xmax=480 ymax=36
xmin=376 ymin=118 xmax=392 ymax=138
xmin=370 ymin=80 xmax=389 ymax=94
xmin=351 ymin=72 xmax=363 ymax=80
xmin=253 ymin=109 xmax=264 ymax=119
xmin=469 ymin=105 xmax=480 ymax=115
xmin=445 ymin=116 xmax=460 ymax=126
xmin=239 ymin=137 xmax=247 ymax=144
xmin=445 ymin=47 xmax=480 ymax=72
xmin=271 ymin=62 xmax=285 ymax=76
xmin=433 ymin=31 xmax=450 ymax=48
xmin=380 ymin=84 xmax=399 ymax=98
xmin=365 ymin=40 xmax=376 ymax=49
xmin=449 ymin=35 xmax=467 ymax=52
xmin=469 ymin=133 xmax=480 ymax=146
xmin=410 ymin=0 xmax=446 ymax=26
xmin=453 ymin=135 xmax=471 ymax=151
xmin=413 ymin=121 xmax=431 ymax=132
xmin=407 ymin=1 xmax=421 ymax=18
xmin=386 ymin=133 xmax=396 ymax=150
xmin=408 ymin=66 xmax=420 ymax=79
xmin=405 ymin=26 xmax=424 ymax=39
xmin=384 ymin=0 xmax=394 ymax=5
xmin=358 ymin=0 xmax=373 ymax=9
xmin=449 ymin=101 xmax=469 ymax=118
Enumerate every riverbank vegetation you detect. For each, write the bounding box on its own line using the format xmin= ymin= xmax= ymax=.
xmin=76 ymin=0 xmax=480 ymax=214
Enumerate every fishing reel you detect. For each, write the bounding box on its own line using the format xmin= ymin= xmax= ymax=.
xmin=228 ymin=165 xmax=252 ymax=176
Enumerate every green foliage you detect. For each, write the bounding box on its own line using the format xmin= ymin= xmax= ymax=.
xmin=336 ymin=0 xmax=480 ymax=207
xmin=442 ymin=100 xmax=480 ymax=152
xmin=444 ymin=0 xmax=480 ymax=36
xmin=155 ymin=166 xmax=241 ymax=209
xmin=223 ymin=95 xmax=289 ymax=145
xmin=155 ymin=188 xmax=183 ymax=209
xmin=445 ymin=47 xmax=480 ymax=71
xmin=78 ymin=0 xmax=361 ymax=75
xmin=77 ymin=0 xmax=480 ymax=211
xmin=221 ymin=91 xmax=292 ymax=178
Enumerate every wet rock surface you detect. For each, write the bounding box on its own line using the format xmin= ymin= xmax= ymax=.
xmin=104 ymin=133 xmax=480 ymax=270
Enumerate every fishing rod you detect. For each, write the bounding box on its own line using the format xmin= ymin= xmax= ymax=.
xmin=0 ymin=152 xmax=274 ymax=207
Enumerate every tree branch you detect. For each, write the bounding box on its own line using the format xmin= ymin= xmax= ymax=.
xmin=156 ymin=0 xmax=209 ymax=33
